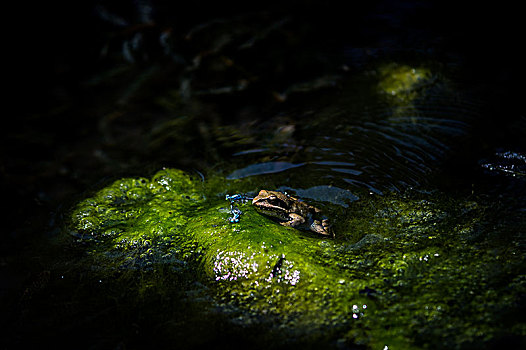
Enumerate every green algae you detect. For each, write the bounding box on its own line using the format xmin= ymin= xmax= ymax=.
xmin=68 ymin=168 xmax=525 ymax=348
xmin=377 ymin=63 xmax=434 ymax=104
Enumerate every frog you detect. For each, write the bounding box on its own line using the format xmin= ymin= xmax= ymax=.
xmin=252 ymin=190 xmax=333 ymax=237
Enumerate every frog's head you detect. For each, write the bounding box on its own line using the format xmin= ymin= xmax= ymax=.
xmin=252 ymin=190 xmax=291 ymax=220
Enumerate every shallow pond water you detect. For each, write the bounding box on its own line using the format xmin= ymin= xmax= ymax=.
xmin=2 ymin=2 xmax=525 ymax=349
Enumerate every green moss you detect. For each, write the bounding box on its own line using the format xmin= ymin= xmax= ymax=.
xmin=68 ymin=168 xmax=525 ymax=348
xmin=377 ymin=63 xmax=434 ymax=103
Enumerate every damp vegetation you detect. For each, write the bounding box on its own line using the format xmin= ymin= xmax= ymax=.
xmin=377 ymin=63 xmax=434 ymax=104
xmin=64 ymin=168 xmax=525 ymax=349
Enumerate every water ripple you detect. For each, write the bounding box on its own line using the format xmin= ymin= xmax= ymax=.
xmin=223 ymin=65 xmax=484 ymax=197
xmin=226 ymin=161 xmax=305 ymax=179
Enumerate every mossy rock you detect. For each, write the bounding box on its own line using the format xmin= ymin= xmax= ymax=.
xmin=68 ymin=168 xmax=525 ymax=348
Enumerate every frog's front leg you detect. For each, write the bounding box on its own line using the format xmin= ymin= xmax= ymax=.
xmin=310 ymin=218 xmax=334 ymax=237
xmin=280 ymin=213 xmax=305 ymax=228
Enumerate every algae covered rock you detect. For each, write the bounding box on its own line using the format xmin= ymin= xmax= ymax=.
xmin=67 ymin=168 xmax=525 ymax=348
xmin=69 ymin=168 xmax=361 ymax=329
xmin=376 ymin=63 xmax=435 ymax=104
xmin=69 ymin=168 xmax=206 ymax=268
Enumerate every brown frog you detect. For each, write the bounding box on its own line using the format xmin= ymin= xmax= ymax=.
xmin=252 ymin=190 xmax=333 ymax=237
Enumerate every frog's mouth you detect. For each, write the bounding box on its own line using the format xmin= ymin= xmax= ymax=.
xmin=256 ymin=203 xmax=287 ymax=212
xmin=253 ymin=201 xmax=289 ymax=218
xmin=255 ymin=207 xmax=289 ymax=221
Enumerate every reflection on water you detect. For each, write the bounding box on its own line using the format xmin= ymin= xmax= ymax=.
xmin=224 ymin=63 xmax=481 ymax=199
xmin=278 ymin=185 xmax=359 ymax=207
xmin=481 ymin=151 xmax=526 ymax=177
xmin=226 ymin=161 xmax=305 ymax=179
